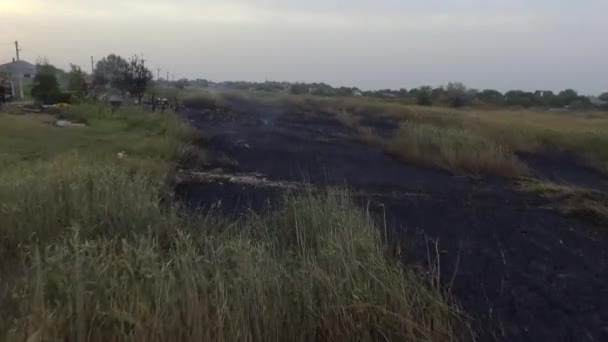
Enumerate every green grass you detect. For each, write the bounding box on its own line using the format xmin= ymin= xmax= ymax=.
xmin=0 ymin=105 xmax=468 ymax=341
xmin=0 ymin=105 xmax=201 ymax=172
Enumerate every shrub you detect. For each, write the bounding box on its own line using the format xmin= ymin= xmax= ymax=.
xmin=31 ymin=64 xmax=62 ymax=104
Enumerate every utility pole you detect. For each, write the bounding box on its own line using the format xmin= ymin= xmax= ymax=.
xmin=166 ymin=71 xmax=169 ymax=82
xmin=14 ymin=41 xmax=20 ymax=61
xmin=90 ymin=56 xmax=95 ymax=74
xmin=14 ymin=40 xmax=23 ymax=99
xmin=156 ymin=66 xmax=161 ymax=80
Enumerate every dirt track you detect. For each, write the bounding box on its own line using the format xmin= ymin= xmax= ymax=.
xmin=176 ymin=100 xmax=608 ymax=342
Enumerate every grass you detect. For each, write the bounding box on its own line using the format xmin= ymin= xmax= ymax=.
xmin=277 ymin=94 xmax=608 ymax=177
xmin=0 ymin=105 xmax=202 ymax=172
xmin=386 ymin=124 xmax=529 ymax=177
xmin=519 ymin=179 xmax=608 ymax=226
xmin=178 ymin=90 xmax=608 ymax=177
xmin=0 ymin=105 xmax=468 ymax=341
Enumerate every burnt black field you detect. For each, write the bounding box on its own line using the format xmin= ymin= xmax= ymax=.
xmin=175 ymin=99 xmax=608 ymax=342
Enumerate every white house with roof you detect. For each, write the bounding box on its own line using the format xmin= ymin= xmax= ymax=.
xmin=0 ymin=60 xmax=37 ymax=84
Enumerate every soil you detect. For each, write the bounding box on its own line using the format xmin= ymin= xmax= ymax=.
xmin=176 ymin=101 xmax=608 ymax=342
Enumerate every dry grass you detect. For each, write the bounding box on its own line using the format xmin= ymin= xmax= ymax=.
xmin=294 ymin=96 xmax=608 ymax=177
xmin=519 ymin=179 xmax=608 ymax=226
xmin=181 ymin=91 xmax=608 ymax=177
xmin=0 ymin=104 xmax=469 ymax=341
xmin=387 ymin=124 xmax=529 ymax=177
xmin=0 ymin=163 xmax=468 ymax=341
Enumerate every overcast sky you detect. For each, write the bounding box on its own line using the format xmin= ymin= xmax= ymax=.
xmin=1 ymin=0 xmax=606 ymax=94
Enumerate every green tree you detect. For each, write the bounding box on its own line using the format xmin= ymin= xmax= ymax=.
xmin=290 ymin=83 xmax=309 ymax=95
xmin=445 ymin=82 xmax=469 ymax=107
xmin=122 ymin=55 xmax=153 ymax=103
xmin=68 ymin=64 xmax=86 ymax=100
xmin=396 ymin=88 xmax=408 ymax=97
xmin=175 ymin=78 xmax=189 ymax=90
xmin=31 ymin=63 xmax=62 ymax=104
xmin=478 ymin=89 xmax=504 ymax=104
xmin=557 ymin=89 xmax=579 ymax=107
xmin=416 ymin=86 xmax=433 ymax=106
xmin=431 ymin=87 xmax=445 ymax=102
xmin=94 ymin=54 xmax=128 ymax=92
xmin=600 ymin=92 xmax=608 ymax=102
xmin=505 ymin=90 xmax=536 ymax=107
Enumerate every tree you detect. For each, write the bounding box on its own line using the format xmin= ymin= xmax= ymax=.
xmin=68 ymin=64 xmax=87 ymax=99
xmin=431 ymin=87 xmax=445 ymax=102
xmin=505 ymin=90 xmax=536 ymax=107
xmin=445 ymin=82 xmax=469 ymax=107
xmin=122 ymin=55 xmax=153 ymax=103
xmin=175 ymin=78 xmax=189 ymax=90
xmin=478 ymin=89 xmax=504 ymax=105
xmin=557 ymin=89 xmax=579 ymax=107
xmin=31 ymin=63 xmax=63 ymax=104
xmin=416 ymin=86 xmax=433 ymax=106
xmin=94 ymin=54 xmax=128 ymax=92
xmin=290 ymin=83 xmax=309 ymax=95
xmin=392 ymin=88 xmax=407 ymax=97
xmin=599 ymin=92 xmax=608 ymax=102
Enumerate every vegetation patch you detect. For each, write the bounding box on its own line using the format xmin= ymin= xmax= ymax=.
xmin=386 ymin=124 xmax=529 ymax=177
xmin=519 ymin=179 xmax=608 ymax=227
xmin=0 ymin=105 xmax=468 ymax=341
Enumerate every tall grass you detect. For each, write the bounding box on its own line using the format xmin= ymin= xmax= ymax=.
xmin=386 ymin=124 xmax=529 ymax=177
xmin=0 ymin=105 xmax=468 ymax=341
xmin=0 ymin=160 xmax=467 ymax=341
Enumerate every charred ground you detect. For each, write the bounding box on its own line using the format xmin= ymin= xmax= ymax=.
xmin=176 ymin=98 xmax=608 ymax=342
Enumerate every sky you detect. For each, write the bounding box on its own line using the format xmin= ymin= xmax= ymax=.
xmin=0 ymin=0 xmax=606 ymax=94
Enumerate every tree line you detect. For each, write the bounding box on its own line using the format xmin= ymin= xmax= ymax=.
xmin=29 ymin=54 xmax=153 ymax=105
xmin=28 ymin=54 xmax=607 ymax=110
xmin=289 ymin=82 xmax=607 ymax=109
xmin=179 ymin=79 xmax=607 ymax=109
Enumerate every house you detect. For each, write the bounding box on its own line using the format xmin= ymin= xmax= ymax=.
xmin=534 ymin=90 xmax=554 ymax=97
xmin=0 ymin=60 xmax=37 ymax=84
xmin=589 ymin=97 xmax=607 ymax=108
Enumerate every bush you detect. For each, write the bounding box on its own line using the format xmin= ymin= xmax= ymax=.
xmin=31 ymin=65 xmax=62 ymax=104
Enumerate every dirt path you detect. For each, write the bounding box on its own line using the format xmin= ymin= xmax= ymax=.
xmin=176 ymin=102 xmax=608 ymax=342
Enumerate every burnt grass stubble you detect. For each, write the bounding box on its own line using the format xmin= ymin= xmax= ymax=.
xmin=175 ymin=99 xmax=608 ymax=342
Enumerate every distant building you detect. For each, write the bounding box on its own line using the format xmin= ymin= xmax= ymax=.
xmin=0 ymin=60 xmax=37 ymax=84
xmin=589 ymin=97 xmax=607 ymax=108
xmin=534 ymin=90 xmax=554 ymax=97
